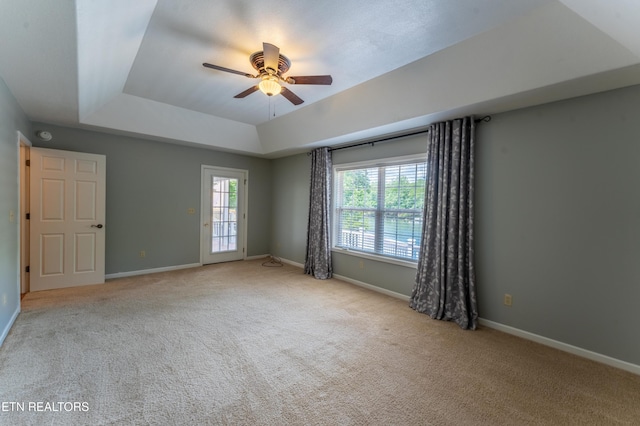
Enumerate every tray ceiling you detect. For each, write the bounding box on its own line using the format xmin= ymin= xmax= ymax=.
xmin=1 ymin=0 xmax=640 ymax=157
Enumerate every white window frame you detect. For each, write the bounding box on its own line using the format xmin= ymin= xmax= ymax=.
xmin=332 ymin=154 xmax=426 ymax=268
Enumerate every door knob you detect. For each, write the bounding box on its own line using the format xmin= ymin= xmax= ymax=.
xmin=91 ymin=224 xmax=104 ymax=229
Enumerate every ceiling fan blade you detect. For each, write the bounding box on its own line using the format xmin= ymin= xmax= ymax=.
xmin=203 ymin=63 xmax=256 ymax=78
xmin=286 ymin=75 xmax=333 ymax=85
xmin=234 ymin=86 xmax=260 ymax=98
xmin=263 ymin=42 xmax=280 ymax=71
xmin=280 ymin=87 xmax=304 ymax=105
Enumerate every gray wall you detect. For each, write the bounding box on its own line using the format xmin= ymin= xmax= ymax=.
xmin=270 ymin=153 xmax=310 ymax=263
xmin=475 ymin=85 xmax=640 ymax=366
xmin=0 ymin=76 xmax=31 ymax=341
xmin=271 ymin=85 xmax=640 ymax=366
xmin=31 ymin=124 xmax=272 ymax=275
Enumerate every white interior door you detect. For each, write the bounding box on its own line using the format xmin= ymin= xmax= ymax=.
xmin=201 ymin=166 xmax=246 ymax=264
xmin=29 ymin=148 xmax=106 ymax=291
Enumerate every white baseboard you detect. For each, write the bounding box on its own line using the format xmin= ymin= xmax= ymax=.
xmin=278 ymin=257 xmax=639 ymax=376
xmin=278 ymin=257 xmax=411 ymax=301
xmin=333 ymin=273 xmax=411 ymax=302
xmin=107 ymin=257 xmax=274 ymax=279
xmin=279 ymin=257 xmax=304 ymax=268
xmin=105 ymin=263 xmax=201 ymax=280
xmin=479 ymin=319 xmax=640 ymax=376
xmin=246 ymin=254 xmax=270 ymax=261
xmin=0 ymin=305 xmax=20 ymax=347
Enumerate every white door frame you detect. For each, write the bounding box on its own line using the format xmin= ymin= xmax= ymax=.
xmin=17 ymin=131 xmax=32 ymax=297
xmin=200 ymin=165 xmax=248 ymax=264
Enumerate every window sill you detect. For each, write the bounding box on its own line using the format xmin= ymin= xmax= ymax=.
xmin=331 ymin=247 xmax=418 ymax=269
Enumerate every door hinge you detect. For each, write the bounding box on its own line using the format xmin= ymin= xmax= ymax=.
xmin=243 ymin=248 xmax=245 ymax=253
xmin=26 ymin=213 xmax=30 ymax=220
xmin=25 ymin=266 xmax=30 ymax=273
xmin=244 ymin=179 xmax=247 ymax=185
xmin=25 ymin=159 xmax=30 ymax=167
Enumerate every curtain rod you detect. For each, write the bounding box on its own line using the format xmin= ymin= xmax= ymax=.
xmin=314 ymin=115 xmax=491 ymax=155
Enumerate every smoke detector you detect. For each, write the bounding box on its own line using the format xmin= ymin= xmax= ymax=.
xmin=36 ymin=130 xmax=52 ymax=141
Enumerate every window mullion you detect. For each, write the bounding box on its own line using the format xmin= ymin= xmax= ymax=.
xmin=375 ymin=167 xmax=385 ymax=254
xmin=334 ymin=171 xmax=343 ymax=247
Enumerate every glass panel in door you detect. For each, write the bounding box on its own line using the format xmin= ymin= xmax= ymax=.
xmin=211 ymin=176 xmax=238 ymax=253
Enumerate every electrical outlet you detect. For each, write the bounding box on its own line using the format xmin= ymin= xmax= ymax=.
xmin=504 ymin=293 xmax=513 ymax=306
xmin=358 ymin=260 xmax=364 ymax=270
xmin=140 ymin=250 xmax=146 ymax=258
xmin=187 ymin=208 xmax=196 ymax=215
xmin=9 ymin=210 xmax=15 ymax=223
xmin=2 ymin=294 xmax=7 ymax=306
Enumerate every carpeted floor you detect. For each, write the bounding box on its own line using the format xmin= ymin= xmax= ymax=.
xmin=1 ymin=259 xmax=639 ymax=425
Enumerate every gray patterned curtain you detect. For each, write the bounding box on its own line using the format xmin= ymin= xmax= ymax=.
xmin=410 ymin=117 xmax=478 ymax=330
xmin=304 ymin=147 xmax=333 ymax=279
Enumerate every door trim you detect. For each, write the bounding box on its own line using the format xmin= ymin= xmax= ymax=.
xmin=17 ymin=131 xmax=32 ymax=297
xmin=200 ymin=165 xmax=248 ymax=264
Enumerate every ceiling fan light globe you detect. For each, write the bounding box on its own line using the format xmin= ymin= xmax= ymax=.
xmin=259 ymin=77 xmax=282 ymax=96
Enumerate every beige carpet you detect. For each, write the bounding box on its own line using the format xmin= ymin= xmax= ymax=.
xmin=1 ymin=259 xmax=639 ymax=425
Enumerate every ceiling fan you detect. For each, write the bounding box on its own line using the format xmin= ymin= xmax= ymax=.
xmin=203 ymin=42 xmax=332 ymax=105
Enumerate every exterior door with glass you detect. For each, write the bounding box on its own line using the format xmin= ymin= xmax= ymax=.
xmin=201 ymin=166 xmax=246 ymax=264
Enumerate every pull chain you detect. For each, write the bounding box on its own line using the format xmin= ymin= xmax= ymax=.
xmin=267 ymin=96 xmax=277 ymax=120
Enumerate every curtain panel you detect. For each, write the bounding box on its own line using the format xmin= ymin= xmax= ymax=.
xmin=304 ymin=147 xmax=333 ymax=279
xmin=410 ymin=117 xmax=478 ymax=330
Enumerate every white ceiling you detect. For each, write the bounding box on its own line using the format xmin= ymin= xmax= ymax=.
xmin=1 ymin=0 xmax=640 ymax=157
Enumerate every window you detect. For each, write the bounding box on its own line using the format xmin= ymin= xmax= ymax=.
xmin=333 ymin=155 xmax=426 ymax=262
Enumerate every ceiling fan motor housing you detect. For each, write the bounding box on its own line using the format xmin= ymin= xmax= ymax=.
xmin=250 ymin=51 xmax=291 ymax=77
